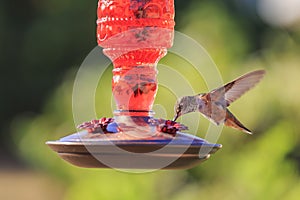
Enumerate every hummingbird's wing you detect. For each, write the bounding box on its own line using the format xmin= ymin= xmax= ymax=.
xmin=210 ymin=70 xmax=266 ymax=106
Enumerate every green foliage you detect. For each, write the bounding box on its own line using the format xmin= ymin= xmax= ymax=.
xmin=9 ymin=0 xmax=300 ymax=199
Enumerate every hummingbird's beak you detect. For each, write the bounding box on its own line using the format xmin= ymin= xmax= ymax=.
xmin=173 ymin=113 xmax=179 ymax=121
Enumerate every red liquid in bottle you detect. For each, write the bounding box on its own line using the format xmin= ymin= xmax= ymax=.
xmin=97 ymin=0 xmax=174 ymax=115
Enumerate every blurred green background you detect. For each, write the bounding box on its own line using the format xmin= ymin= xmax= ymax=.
xmin=1 ymin=0 xmax=300 ymax=199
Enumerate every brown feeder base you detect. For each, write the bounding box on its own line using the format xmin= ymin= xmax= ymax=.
xmin=47 ymin=131 xmax=222 ymax=170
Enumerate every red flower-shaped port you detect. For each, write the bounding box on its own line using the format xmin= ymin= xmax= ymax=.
xmin=77 ymin=117 xmax=117 ymax=134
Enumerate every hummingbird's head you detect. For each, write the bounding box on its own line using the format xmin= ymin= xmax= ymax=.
xmin=173 ymin=96 xmax=198 ymax=121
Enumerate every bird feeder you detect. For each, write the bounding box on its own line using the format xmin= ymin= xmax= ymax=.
xmin=47 ymin=0 xmax=222 ymax=170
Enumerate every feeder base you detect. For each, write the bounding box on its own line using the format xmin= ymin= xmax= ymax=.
xmin=47 ymin=131 xmax=222 ymax=170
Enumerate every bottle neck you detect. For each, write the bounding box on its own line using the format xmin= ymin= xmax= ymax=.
xmin=106 ymin=48 xmax=166 ymax=113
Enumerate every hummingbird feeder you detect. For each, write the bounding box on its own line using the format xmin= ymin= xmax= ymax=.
xmin=47 ymin=0 xmax=222 ymax=170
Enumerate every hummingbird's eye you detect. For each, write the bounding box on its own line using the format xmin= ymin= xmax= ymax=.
xmin=177 ymin=104 xmax=182 ymax=113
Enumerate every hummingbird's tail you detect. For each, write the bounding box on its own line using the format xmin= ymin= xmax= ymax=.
xmin=224 ymin=109 xmax=252 ymax=134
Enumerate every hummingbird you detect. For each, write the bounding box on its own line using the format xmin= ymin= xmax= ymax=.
xmin=173 ymin=70 xmax=266 ymax=134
